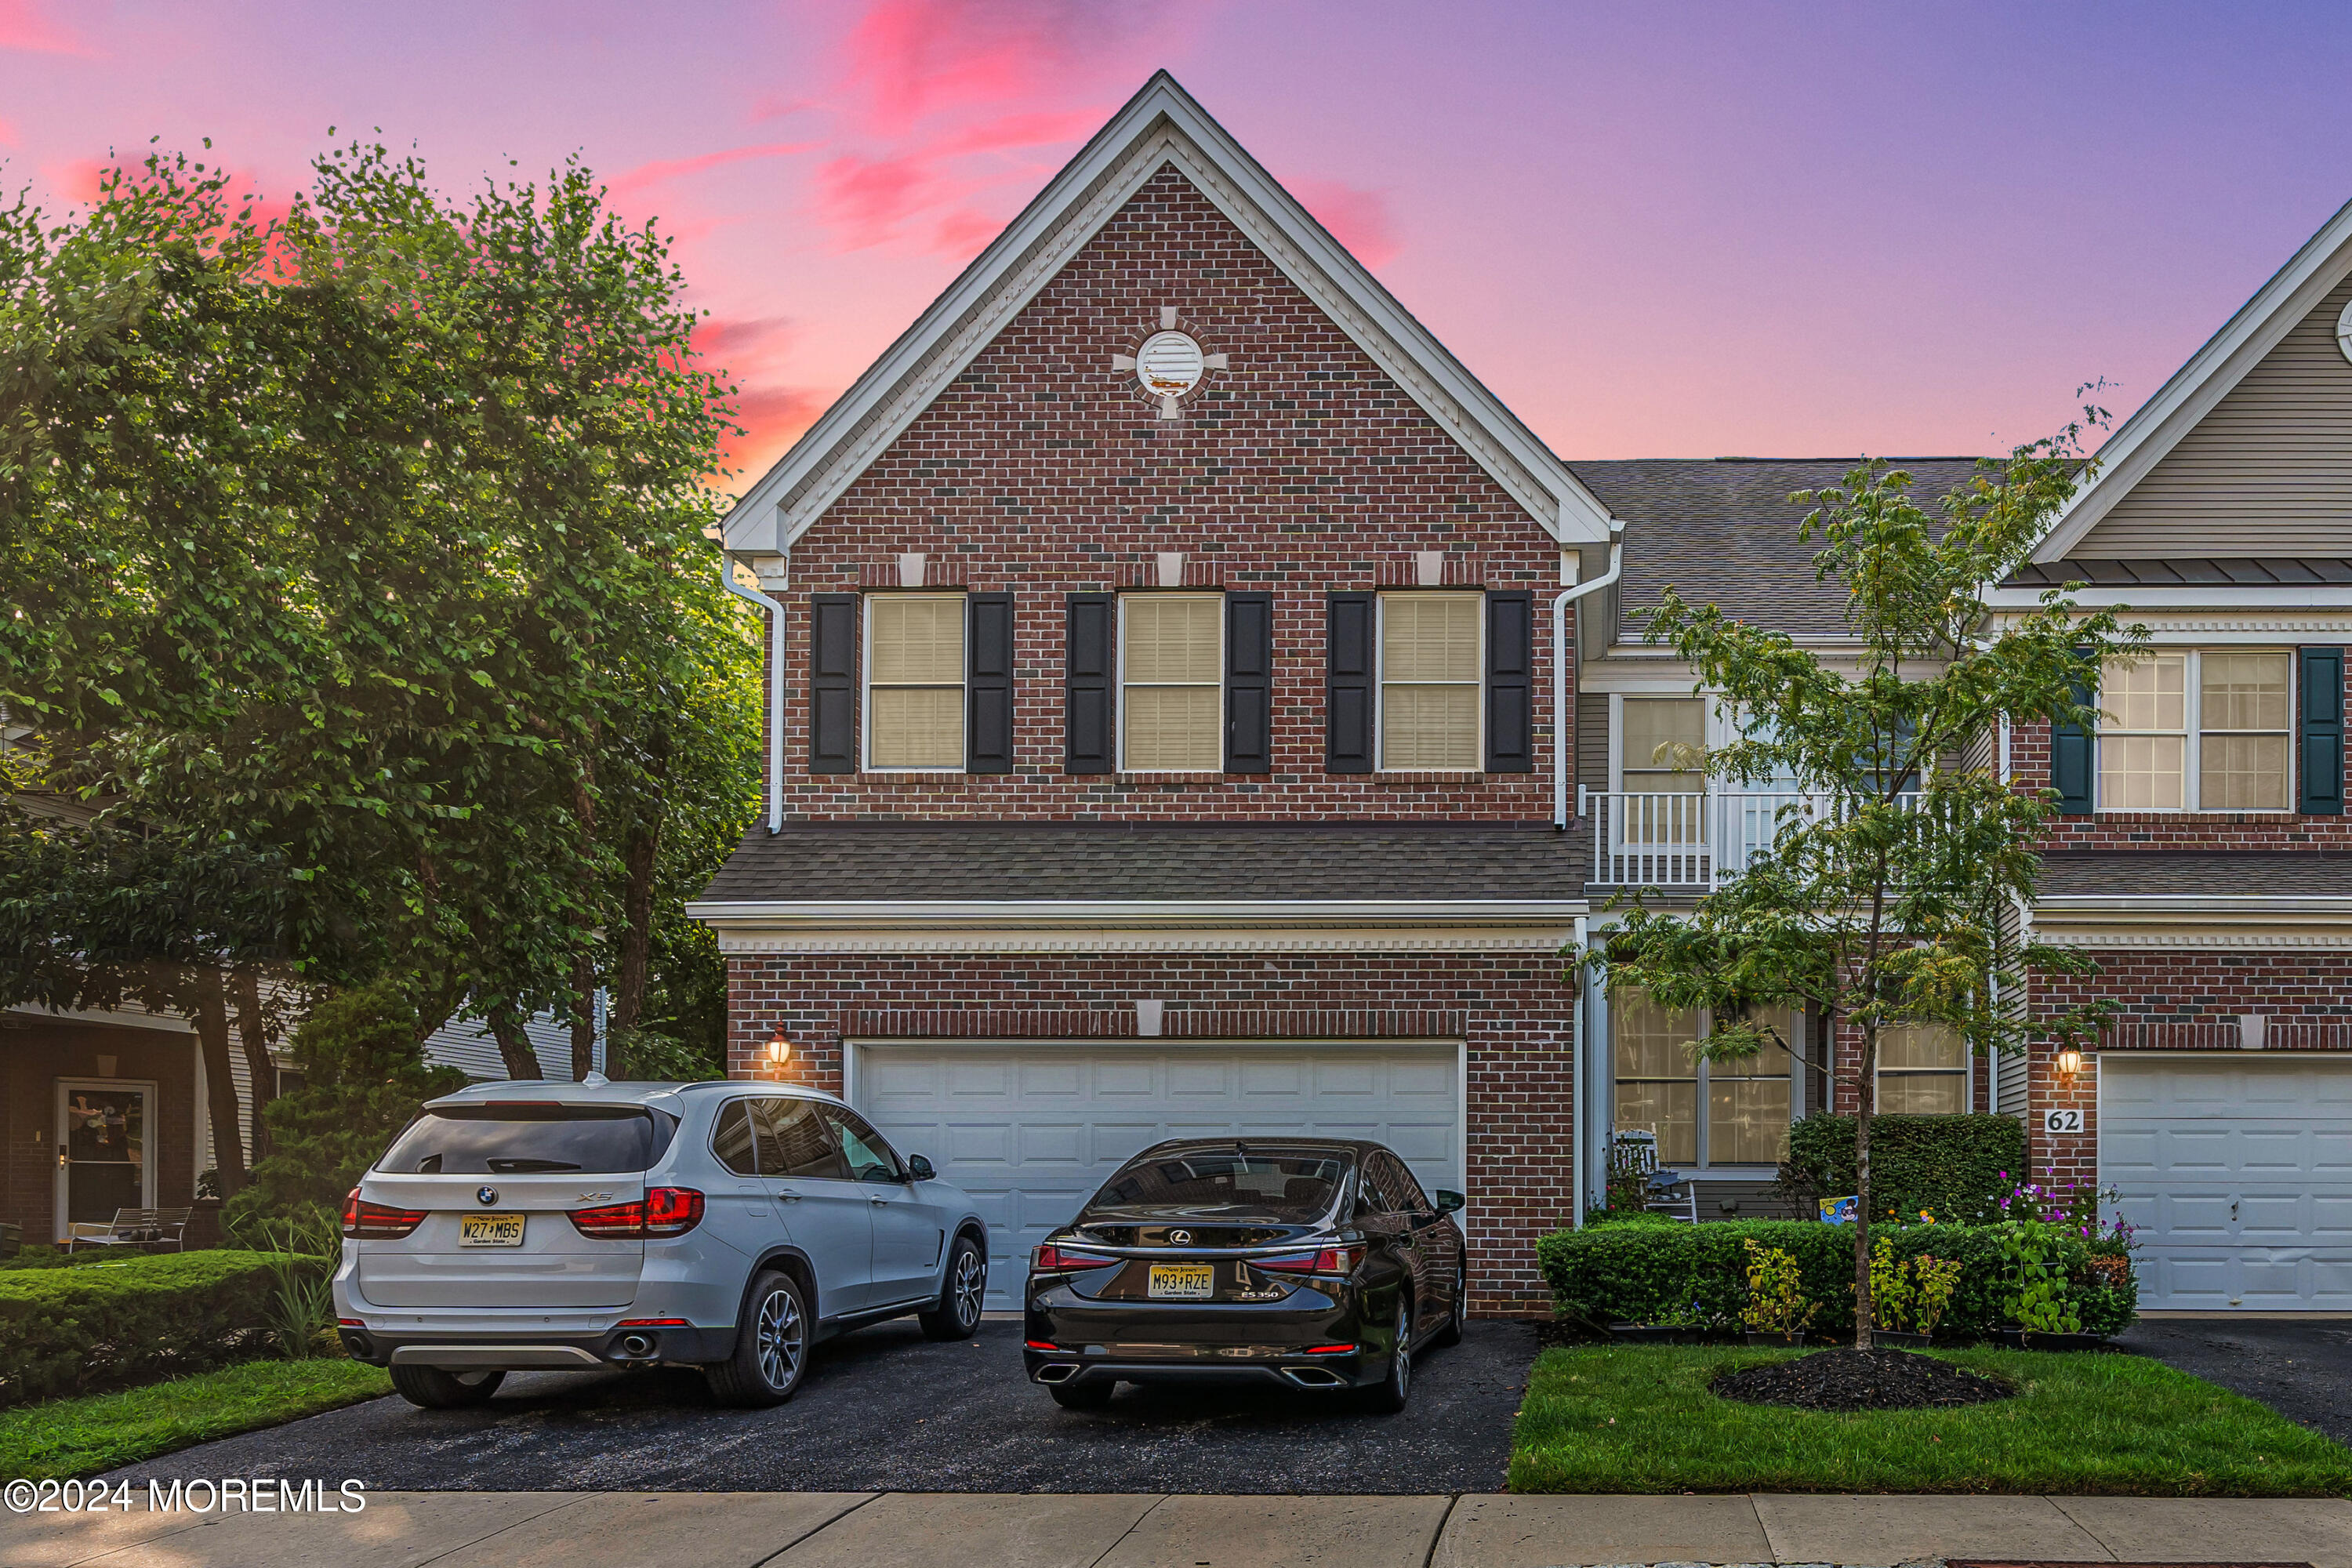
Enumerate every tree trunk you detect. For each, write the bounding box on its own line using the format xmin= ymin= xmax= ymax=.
xmin=488 ymin=1005 xmax=543 ymax=1080
xmin=228 ymin=968 xmax=278 ymax=1163
xmin=612 ymin=729 xmax=670 ymax=1036
xmin=1853 ymin=1019 xmax=1877 ymax=1348
xmin=191 ymin=970 xmax=248 ymax=1196
xmin=568 ymin=953 xmax=598 ymax=1080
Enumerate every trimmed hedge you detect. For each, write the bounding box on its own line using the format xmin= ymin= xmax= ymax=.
xmin=1781 ymin=1112 xmax=2027 ymax=1225
xmin=1536 ymin=1218 xmax=2135 ymax=1338
xmin=0 ymin=1250 xmax=322 ymax=1406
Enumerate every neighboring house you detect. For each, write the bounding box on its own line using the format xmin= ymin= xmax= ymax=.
xmin=699 ymin=71 xmax=2351 ymax=1318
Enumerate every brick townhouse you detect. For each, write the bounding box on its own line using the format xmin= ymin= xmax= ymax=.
xmin=697 ymin=71 xmax=2351 ymax=1315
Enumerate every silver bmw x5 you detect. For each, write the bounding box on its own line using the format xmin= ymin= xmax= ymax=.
xmin=332 ymin=1078 xmax=988 ymax=1409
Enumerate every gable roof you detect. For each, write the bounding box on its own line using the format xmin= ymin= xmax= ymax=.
xmin=720 ymin=71 xmax=1615 ymax=558
xmin=2033 ymin=194 xmax=2352 ymax=562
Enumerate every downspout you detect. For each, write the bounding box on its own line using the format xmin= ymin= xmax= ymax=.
xmin=1552 ymin=535 xmax=1623 ymax=829
xmin=717 ymin=552 xmax=787 ymax=834
xmin=1570 ymin=913 xmax=1588 ymax=1227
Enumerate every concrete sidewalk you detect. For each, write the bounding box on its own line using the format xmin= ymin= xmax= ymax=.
xmin=11 ymin=1490 xmax=2352 ymax=1567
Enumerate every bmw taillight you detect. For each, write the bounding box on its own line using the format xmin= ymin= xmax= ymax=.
xmin=1032 ymin=1243 xmax=1119 ymax=1272
xmin=1253 ymin=1247 xmax=1355 ymax=1277
xmin=568 ymin=1188 xmax=705 ymax=1239
xmin=341 ymin=1188 xmax=427 ymax=1240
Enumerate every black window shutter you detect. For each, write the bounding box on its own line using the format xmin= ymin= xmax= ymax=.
xmin=2052 ymin=647 xmax=2095 ymax=815
xmin=1225 ymin=592 xmax=1272 ymax=773
xmin=1326 ymin=592 xmax=1375 ymax=773
xmin=2300 ymin=645 xmax=2344 ymax=815
xmin=1485 ymin=590 xmax=1534 ymax=773
xmin=809 ymin=593 xmax=859 ymax=775
xmin=966 ymin=593 xmax=1014 ymax=773
xmin=1065 ymin=593 xmax=1115 ymax=774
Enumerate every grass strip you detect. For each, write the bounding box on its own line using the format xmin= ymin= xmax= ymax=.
xmin=0 ymin=1358 xmax=391 ymax=1480
xmin=1511 ymin=1344 xmax=2352 ymax=1497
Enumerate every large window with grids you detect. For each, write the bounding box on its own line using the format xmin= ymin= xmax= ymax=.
xmin=1612 ymin=991 xmax=1795 ymax=1169
xmin=1378 ymin=592 xmax=1482 ymax=770
xmin=865 ymin=593 xmax=966 ymax=769
xmin=1875 ymin=1022 xmax=1969 ymax=1114
xmin=1120 ymin=593 xmax=1223 ymax=771
xmin=2098 ymin=650 xmax=2292 ymax=811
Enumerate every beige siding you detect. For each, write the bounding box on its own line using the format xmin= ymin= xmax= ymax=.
xmin=1578 ymin=692 xmax=1610 ymax=789
xmin=2079 ymin=269 xmax=2352 ymax=554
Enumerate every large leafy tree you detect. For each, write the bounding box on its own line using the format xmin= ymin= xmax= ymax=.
xmin=2 ymin=142 xmax=757 ymax=1179
xmin=1593 ymin=424 xmax=2143 ymax=1345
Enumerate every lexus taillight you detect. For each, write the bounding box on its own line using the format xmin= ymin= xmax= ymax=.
xmin=341 ymin=1188 xmax=427 ymax=1240
xmin=1254 ymin=1247 xmax=1355 ymax=1277
xmin=1032 ymin=1243 xmax=1119 ymax=1272
xmin=568 ymin=1188 xmax=705 ymax=1239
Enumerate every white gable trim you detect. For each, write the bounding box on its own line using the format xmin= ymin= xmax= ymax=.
xmin=721 ymin=72 xmax=1613 ymax=567
xmin=2034 ymin=194 xmax=2352 ymax=563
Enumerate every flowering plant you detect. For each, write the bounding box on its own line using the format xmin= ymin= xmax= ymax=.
xmin=1994 ymin=1170 xmax=2137 ymax=1253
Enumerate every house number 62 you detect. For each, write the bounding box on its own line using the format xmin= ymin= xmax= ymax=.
xmin=2043 ymin=1108 xmax=2085 ymax=1134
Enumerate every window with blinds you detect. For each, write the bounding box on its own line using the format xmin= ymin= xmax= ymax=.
xmin=1120 ymin=593 xmax=1222 ymax=771
xmin=866 ymin=594 xmax=965 ymax=768
xmin=1612 ymin=992 xmax=1795 ymax=1169
xmin=1378 ymin=592 xmax=1481 ymax=769
xmin=2096 ymin=649 xmax=2293 ymax=811
xmin=1876 ymin=1022 xmax=1968 ymax=1114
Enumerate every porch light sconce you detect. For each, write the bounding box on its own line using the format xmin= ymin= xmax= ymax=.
xmin=2054 ymin=1047 xmax=2085 ymax=1080
xmin=764 ymin=1026 xmax=793 ymax=1075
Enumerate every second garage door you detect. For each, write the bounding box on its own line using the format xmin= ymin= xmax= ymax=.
xmin=2101 ymin=1054 xmax=2352 ymax=1311
xmin=855 ymin=1042 xmax=1462 ymax=1308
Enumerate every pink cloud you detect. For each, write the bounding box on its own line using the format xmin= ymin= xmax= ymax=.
xmin=839 ymin=0 xmax=1147 ymax=138
xmin=608 ymin=141 xmax=816 ymax=201
xmin=812 ymin=107 xmax=1105 ymax=252
xmin=721 ymin=383 xmax=831 ymax=475
xmin=1294 ymin=179 xmax=1399 ymax=269
xmin=0 ymin=0 xmax=86 ymax=55
xmin=0 ymin=116 xmax=16 ymax=146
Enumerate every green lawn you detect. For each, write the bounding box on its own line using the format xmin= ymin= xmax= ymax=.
xmin=1512 ymin=1344 xmax=2352 ymax=1496
xmin=0 ymin=1359 xmax=393 ymax=1480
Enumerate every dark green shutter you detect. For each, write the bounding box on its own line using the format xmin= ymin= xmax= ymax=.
xmin=1064 ymin=593 xmax=1114 ymax=774
xmin=1326 ymin=593 xmax=1375 ymax=773
xmin=2301 ymin=645 xmax=2344 ymax=815
xmin=2052 ymin=648 xmax=2095 ymax=815
xmin=809 ymin=594 xmax=858 ymax=774
xmin=966 ymin=593 xmax=1014 ymax=773
xmin=1485 ymin=590 xmax=1534 ymax=773
xmin=1225 ymin=592 xmax=1272 ymax=773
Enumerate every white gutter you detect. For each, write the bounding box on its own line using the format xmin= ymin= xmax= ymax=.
xmin=716 ymin=553 xmax=787 ymax=833
xmin=1552 ymin=536 xmax=1624 ymax=829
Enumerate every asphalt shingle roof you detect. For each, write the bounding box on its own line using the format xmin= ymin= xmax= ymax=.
xmin=1569 ymin=457 xmax=1989 ymax=641
xmin=2038 ymin=851 xmax=2352 ymax=898
xmin=2003 ymin=558 xmax=2352 ymax=587
xmin=698 ymin=821 xmax=1590 ymax=903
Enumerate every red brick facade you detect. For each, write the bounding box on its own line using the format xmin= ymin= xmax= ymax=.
xmin=2009 ymin=716 xmax=2352 ymax=850
xmin=724 ymin=951 xmax=1577 ymax=1315
xmin=2 ymin=1015 xmax=200 ymax=1247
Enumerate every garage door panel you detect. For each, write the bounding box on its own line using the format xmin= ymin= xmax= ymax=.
xmin=859 ymin=1043 xmax=1462 ymax=1308
xmin=2103 ymin=1056 xmax=2352 ymax=1311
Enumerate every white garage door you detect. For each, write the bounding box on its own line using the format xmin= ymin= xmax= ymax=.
xmin=2102 ymin=1055 xmax=2352 ymax=1310
xmin=855 ymin=1042 xmax=1462 ymax=1308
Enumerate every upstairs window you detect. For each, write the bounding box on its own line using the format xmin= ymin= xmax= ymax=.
xmin=866 ymin=593 xmax=966 ymax=769
xmin=1119 ymin=593 xmax=1223 ymax=771
xmin=2096 ymin=650 xmax=2292 ymax=811
xmin=1378 ymin=592 xmax=1482 ymax=770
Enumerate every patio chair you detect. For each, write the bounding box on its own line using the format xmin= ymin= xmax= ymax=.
xmin=1643 ymin=1170 xmax=1698 ymax=1223
xmin=64 ymin=1207 xmax=192 ymax=1254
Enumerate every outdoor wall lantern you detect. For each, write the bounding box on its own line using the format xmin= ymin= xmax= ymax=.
xmin=765 ymin=1026 xmax=793 ymax=1074
xmin=2054 ymin=1046 xmax=2085 ymax=1080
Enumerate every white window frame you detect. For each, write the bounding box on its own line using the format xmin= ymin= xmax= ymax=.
xmin=1374 ymin=590 xmax=1485 ymax=772
xmin=862 ymin=591 xmax=968 ymax=774
xmin=2095 ymin=647 xmax=2296 ymax=813
xmin=1608 ymin=996 xmax=1806 ymax=1174
xmin=1116 ymin=591 xmax=1225 ymax=773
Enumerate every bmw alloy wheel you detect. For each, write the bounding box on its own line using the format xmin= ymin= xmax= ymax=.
xmin=952 ymin=1247 xmax=985 ymax=1329
xmin=756 ymin=1284 xmax=805 ymax=1392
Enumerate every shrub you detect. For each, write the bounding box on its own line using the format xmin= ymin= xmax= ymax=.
xmin=1780 ymin=1112 xmax=2027 ymax=1225
xmin=0 ymin=1251 xmax=325 ymax=1406
xmin=1536 ymin=1218 xmax=2133 ymax=1338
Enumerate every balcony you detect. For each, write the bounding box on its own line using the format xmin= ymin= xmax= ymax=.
xmin=1584 ymin=786 xmax=1917 ymax=891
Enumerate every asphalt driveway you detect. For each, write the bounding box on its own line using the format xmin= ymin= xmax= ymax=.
xmin=101 ymin=1319 xmax=1537 ymax=1494
xmin=2118 ymin=1316 xmax=2352 ymax=1449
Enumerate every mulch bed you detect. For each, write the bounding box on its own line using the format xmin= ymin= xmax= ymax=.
xmin=1711 ymin=1347 xmax=2013 ymax=1411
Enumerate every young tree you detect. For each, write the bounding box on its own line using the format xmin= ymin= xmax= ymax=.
xmin=1592 ymin=425 xmax=2141 ymax=1346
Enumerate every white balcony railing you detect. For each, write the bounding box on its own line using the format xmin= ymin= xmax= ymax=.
xmin=1584 ymin=786 xmax=1915 ymax=890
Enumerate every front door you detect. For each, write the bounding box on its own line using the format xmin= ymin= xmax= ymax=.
xmin=55 ymin=1080 xmax=155 ymax=1238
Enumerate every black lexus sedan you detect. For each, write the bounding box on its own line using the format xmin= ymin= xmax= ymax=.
xmin=1022 ymin=1138 xmax=1466 ymax=1411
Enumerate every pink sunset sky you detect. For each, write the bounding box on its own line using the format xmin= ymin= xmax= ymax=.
xmin=6 ymin=1 xmax=2350 ymax=491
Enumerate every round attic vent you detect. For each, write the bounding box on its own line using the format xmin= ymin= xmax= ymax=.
xmin=1136 ymin=330 xmax=1207 ymax=397
xmin=2338 ymin=299 xmax=2352 ymax=365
